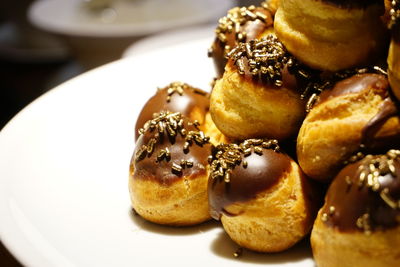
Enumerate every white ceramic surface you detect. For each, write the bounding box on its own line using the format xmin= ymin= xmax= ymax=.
xmin=0 ymin=33 xmax=314 ymax=267
xmin=28 ymin=0 xmax=236 ymax=37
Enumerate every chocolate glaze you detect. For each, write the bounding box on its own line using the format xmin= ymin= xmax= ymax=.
xmin=316 ymin=74 xmax=389 ymax=105
xmin=134 ymin=84 xmax=209 ymax=140
xmin=225 ymin=55 xmax=303 ymax=96
xmin=362 ymin=97 xmax=400 ymax=149
xmin=210 ymin=7 xmax=273 ymax=77
xmin=316 ymin=73 xmax=400 ymax=151
xmin=321 ymin=154 xmax=400 ymax=232
xmin=208 ymin=149 xmax=292 ymax=220
xmin=320 ymin=0 xmax=383 ymax=9
xmin=132 ymin=116 xmax=211 ymax=186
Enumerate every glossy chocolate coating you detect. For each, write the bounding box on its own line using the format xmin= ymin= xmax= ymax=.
xmin=321 ymin=154 xmax=400 ymax=232
xmin=316 ymin=73 xmax=400 ymax=150
xmin=134 ymin=84 xmax=209 ymax=140
xmin=321 ymin=0 xmax=383 ymax=9
xmin=210 ymin=7 xmax=273 ymax=77
xmin=132 ymin=116 xmax=211 ymax=186
xmin=208 ymin=148 xmax=292 ymax=220
xmin=317 ymin=74 xmax=389 ymax=105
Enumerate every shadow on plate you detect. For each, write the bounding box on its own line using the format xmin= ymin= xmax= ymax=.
xmin=210 ymin=229 xmax=314 ymax=265
xmin=128 ymin=208 xmax=220 ymax=236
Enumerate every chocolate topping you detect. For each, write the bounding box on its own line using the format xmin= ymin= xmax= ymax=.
xmin=207 ymin=139 xmax=292 ymax=220
xmin=209 ymin=6 xmax=274 ymax=77
xmin=321 ymin=151 xmax=400 ymax=233
xmin=320 ymin=0 xmax=383 ymax=9
xmin=226 ymin=35 xmax=293 ymax=87
xmin=361 ymin=97 xmax=400 ymax=148
xmin=132 ymin=112 xmax=211 ymax=186
xmin=317 ymin=73 xmax=389 ymax=105
xmin=134 ymin=82 xmax=209 ymax=140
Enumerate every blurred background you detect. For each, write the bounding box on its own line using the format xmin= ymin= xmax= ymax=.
xmin=0 ymin=0 xmax=261 ymax=266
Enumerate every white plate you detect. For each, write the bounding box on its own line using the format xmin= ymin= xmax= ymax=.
xmin=0 ymin=30 xmax=313 ymax=267
xmin=28 ymin=0 xmax=236 ymax=37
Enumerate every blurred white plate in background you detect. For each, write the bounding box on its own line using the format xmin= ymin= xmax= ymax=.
xmin=28 ymin=0 xmax=236 ymax=37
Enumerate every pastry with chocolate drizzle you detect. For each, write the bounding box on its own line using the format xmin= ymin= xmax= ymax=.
xmin=134 ymin=81 xmax=227 ymax=145
xmin=208 ymin=139 xmax=319 ymax=252
xmin=311 ymin=150 xmax=400 ymax=267
xmin=129 ymin=111 xmax=212 ymax=226
xmin=208 ymin=4 xmax=274 ymax=77
xmin=210 ymin=35 xmax=309 ymax=141
xmin=297 ymin=72 xmax=400 ymax=183
xmin=134 ymin=82 xmax=209 ymax=140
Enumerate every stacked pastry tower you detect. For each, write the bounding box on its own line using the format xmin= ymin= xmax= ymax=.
xmin=129 ymin=1 xmax=400 ymax=266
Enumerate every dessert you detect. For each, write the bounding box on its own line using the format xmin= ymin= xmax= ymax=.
xmin=134 ymin=82 xmax=210 ymax=140
xmin=208 ymin=5 xmax=274 ymax=77
xmin=311 ymin=150 xmax=400 ymax=267
xmin=127 ymin=0 xmax=400 ymax=263
xmin=129 ymin=111 xmax=212 ymax=226
xmin=274 ymin=0 xmax=388 ymax=71
xmin=208 ymin=139 xmax=319 ymax=252
xmin=297 ymin=72 xmax=400 ymax=182
xmin=210 ymin=36 xmax=307 ymax=141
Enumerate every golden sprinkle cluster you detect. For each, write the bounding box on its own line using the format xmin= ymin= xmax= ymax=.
xmin=356 ymin=213 xmax=372 ymax=235
xmin=354 ymin=150 xmax=400 ymax=234
xmin=321 ymin=206 xmax=336 ymax=223
xmin=214 ymin=6 xmax=268 ymax=54
xmin=227 ymin=35 xmax=292 ymax=86
xmin=135 ymin=111 xmax=210 ymax=174
xmin=209 ymin=139 xmax=279 ymax=183
xmin=158 ymin=82 xmax=208 ymax=103
xmin=389 ymin=0 xmax=400 ymax=29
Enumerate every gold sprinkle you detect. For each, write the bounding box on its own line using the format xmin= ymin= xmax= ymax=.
xmin=380 ymin=188 xmax=398 ymax=209
xmin=233 ymin=247 xmax=243 ymax=258
xmin=172 ymin=163 xmax=183 ymax=173
xmin=345 ymin=176 xmax=352 ymax=186
xmin=254 ymin=146 xmax=263 ymax=155
xmin=329 ymin=206 xmax=335 ymax=215
xmin=321 ymin=213 xmax=328 ymax=222
xmin=224 ymin=171 xmax=231 ymax=183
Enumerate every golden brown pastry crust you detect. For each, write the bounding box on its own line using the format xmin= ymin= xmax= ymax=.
xmin=388 ymin=22 xmax=400 ymax=100
xmin=210 ymin=61 xmax=306 ymax=141
xmin=219 ymin=160 xmax=317 ymax=252
xmin=274 ymin=0 xmax=388 ymax=71
xmin=311 ymin=215 xmax=400 ymax=267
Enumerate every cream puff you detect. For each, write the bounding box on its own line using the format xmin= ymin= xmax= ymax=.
xmin=208 ymin=139 xmax=319 ymax=252
xmin=274 ymin=0 xmax=389 ymax=71
xmin=297 ymin=73 xmax=400 ymax=182
xmin=208 ymin=5 xmax=274 ymax=77
xmin=311 ymin=150 xmax=400 ymax=267
xmin=134 ymin=82 xmax=209 ymax=140
xmin=210 ymin=36 xmax=307 ymax=141
xmin=129 ymin=111 xmax=212 ymax=226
